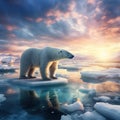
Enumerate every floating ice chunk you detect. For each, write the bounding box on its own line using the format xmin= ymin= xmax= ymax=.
xmin=7 ymin=77 xmax=68 ymax=88
xmin=94 ymin=102 xmax=120 ymax=120
xmin=61 ymin=111 xmax=106 ymax=120
xmin=79 ymin=86 xmax=96 ymax=95
xmin=93 ymin=96 xmax=111 ymax=102
xmin=60 ymin=99 xmax=84 ymax=113
xmin=0 ymin=65 xmax=16 ymax=73
xmin=81 ymin=68 xmax=120 ymax=83
xmin=60 ymin=115 xmax=72 ymax=120
xmin=0 ymin=55 xmax=17 ymax=64
xmin=0 ymin=94 xmax=6 ymax=104
xmin=80 ymin=111 xmax=106 ymax=120
xmin=88 ymin=89 xmax=96 ymax=97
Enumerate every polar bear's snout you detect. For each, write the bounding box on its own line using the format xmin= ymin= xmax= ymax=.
xmin=67 ymin=52 xmax=74 ymax=59
xmin=69 ymin=54 xmax=74 ymax=59
xmin=70 ymin=54 xmax=74 ymax=59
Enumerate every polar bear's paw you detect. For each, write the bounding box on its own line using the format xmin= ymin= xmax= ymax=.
xmin=19 ymin=76 xmax=29 ymax=79
xmin=42 ymin=77 xmax=51 ymax=81
xmin=28 ymin=76 xmax=36 ymax=79
xmin=51 ymin=76 xmax=57 ymax=79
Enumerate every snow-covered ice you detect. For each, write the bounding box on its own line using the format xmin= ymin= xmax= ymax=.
xmin=60 ymin=99 xmax=84 ymax=113
xmin=94 ymin=102 xmax=120 ymax=120
xmin=79 ymin=111 xmax=106 ymax=120
xmin=60 ymin=115 xmax=72 ymax=120
xmin=0 ymin=55 xmax=17 ymax=64
xmin=93 ymin=96 xmax=111 ymax=102
xmin=61 ymin=111 xmax=107 ymax=120
xmin=0 ymin=94 xmax=6 ymax=104
xmin=81 ymin=68 xmax=120 ymax=83
xmin=7 ymin=77 xmax=68 ymax=88
xmin=0 ymin=64 xmax=16 ymax=73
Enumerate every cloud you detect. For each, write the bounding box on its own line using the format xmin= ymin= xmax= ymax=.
xmin=0 ymin=0 xmax=120 ymax=55
xmin=0 ymin=0 xmax=73 ymax=24
xmin=101 ymin=0 xmax=120 ymax=20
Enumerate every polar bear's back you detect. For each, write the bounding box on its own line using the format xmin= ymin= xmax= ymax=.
xmin=20 ymin=48 xmax=42 ymax=67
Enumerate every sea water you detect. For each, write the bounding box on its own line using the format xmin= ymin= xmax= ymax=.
xmin=0 ymin=60 xmax=120 ymax=120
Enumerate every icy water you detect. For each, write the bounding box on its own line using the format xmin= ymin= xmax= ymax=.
xmin=0 ymin=61 xmax=120 ymax=120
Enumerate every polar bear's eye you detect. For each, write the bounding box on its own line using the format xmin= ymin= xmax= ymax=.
xmin=58 ymin=50 xmax=62 ymax=54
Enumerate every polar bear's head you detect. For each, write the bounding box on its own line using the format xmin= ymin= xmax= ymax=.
xmin=57 ymin=49 xmax=74 ymax=59
xmin=46 ymin=47 xmax=74 ymax=61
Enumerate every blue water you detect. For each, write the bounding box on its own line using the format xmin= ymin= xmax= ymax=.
xmin=0 ymin=64 xmax=120 ymax=120
xmin=0 ymin=69 xmax=94 ymax=120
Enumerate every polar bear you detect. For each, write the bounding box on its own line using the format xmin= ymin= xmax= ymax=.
xmin=19 ymin=47 xmax=74 ymax=80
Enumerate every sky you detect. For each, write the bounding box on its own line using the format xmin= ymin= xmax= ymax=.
xmin=0 ymin=0 xmax=120 ymax=61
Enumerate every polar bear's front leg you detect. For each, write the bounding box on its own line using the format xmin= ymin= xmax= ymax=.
xmin=28 ymin=67 xmax=36 ymax=78
xmin=19 ymin=62 xmax=30 ymax=79
xmin=40 ymin=62 xmax=51 ymax=80
xmin=49 ymin=62 xmax=58 ymax=79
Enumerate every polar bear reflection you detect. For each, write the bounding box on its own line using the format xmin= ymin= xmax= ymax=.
xmin=20 ymin=89 xmax=65 ymax=119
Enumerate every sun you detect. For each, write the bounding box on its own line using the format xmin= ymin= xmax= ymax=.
xmin=96 ymin=50 xmax=111 ymax=62
xmin=98 ymin=52 xmax=110 ymax=61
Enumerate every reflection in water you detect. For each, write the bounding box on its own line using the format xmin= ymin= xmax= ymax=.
xmin=89 ymin=81 xmax=120 ymax=92
xmin=20 ymin=89 xmax=66 ymax=120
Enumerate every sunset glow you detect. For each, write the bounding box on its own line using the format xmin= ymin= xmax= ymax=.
xmin=96 ymin=51 xmax=111 ymax=61
xmin=0 ymin=0 xmax=119 ymax=61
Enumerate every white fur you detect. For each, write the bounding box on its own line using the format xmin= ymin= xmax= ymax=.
xmin=20 ymin=47 xmax=74 ymax=80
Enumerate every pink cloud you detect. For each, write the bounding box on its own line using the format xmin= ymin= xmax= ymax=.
xmin=36 ymin=17 xmax=43 ymax=23
xmin=6 ymin=25 xmax=16 ymax=31
xmin=107 ymin=17 xmax=120 ymax=24
xmin=87 ymin=0 xmax=96 ymax=4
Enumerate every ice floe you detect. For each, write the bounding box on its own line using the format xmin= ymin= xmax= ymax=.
xmin=0 ymin=64 xmax=16 ymax=73
xmin=0 ymin=55 xmax=17 ymax=64
xmin=0 ymin=94 xmax=6 ymax=104
xmin=93 ymin=96 xmax=111 ymax=102
xmin=60 ymin=99 xmax=84 ymax=113
xmin=81 ymin=68 xmax=120 ymax=83
xmin=79 ymin=111 xmax=106 ymax=120
xmin=60 ymin=115 xmax=72 ymax=120
xmin=61 ymin=111 xmax=107 ymax=120
xmin=94 ymin=102 xmax=120 ymax=120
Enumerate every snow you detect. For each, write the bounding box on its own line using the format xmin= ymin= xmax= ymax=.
xmin=60 ymin=111 xmax=107 ymax=120
xmin=0 ymin=55 xmax=17 ymax=64
xmin=60 ymin=99 xmax=84 ymax=113
xmin=80 ymin=111 xmax=106 ymax=120
xmin=94 ymin=102 xmax=120 ymax=120
xmin=60 ymin=115 xmax=72 ymax=120
xmin=7 ymin=77 xmax=68 ymax=88
xmin=0 ymin=64 xmax=16 ymax=73
xmin=0 ymin=65 xmax=15 ymax=70
xmin=93 ymin=96 xmax=111 ymax=102
xmin=81 ymin=68 xmax=120 ymax=83
xmin=0 ymin=94 xmax=6 ymax=104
